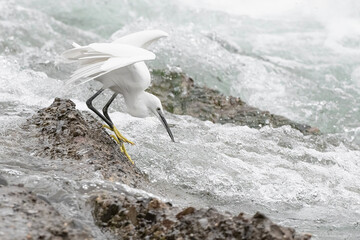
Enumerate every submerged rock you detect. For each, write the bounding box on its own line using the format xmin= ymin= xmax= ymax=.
xmin=22 ymin=98 xmax=143 ymax=186
xmin=149 ymin=70 xmax=320 ymax=135
xmin=0 ymin=175 xmax=8 ymax=186
xmin=91 ymin=193 xmax=312 ymax=240
xmin=0 ymin=183 xmax=92 ymax=240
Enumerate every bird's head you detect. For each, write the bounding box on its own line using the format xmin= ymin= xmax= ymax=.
xmin=145 ymin=93 xmax=175 ymax=142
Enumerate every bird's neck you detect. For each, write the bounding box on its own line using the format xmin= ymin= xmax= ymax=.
xmin=123 ymin=91 xmax=150 ymax=118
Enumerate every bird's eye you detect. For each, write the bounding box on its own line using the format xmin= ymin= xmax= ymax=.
xmin=156 ymin=107 xmax=161 ymax=111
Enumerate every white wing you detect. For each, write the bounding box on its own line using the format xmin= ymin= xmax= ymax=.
xmin=62 ymin=43 xmax=155 ymax=85
xmin=112 ymin=30 xmax=168 ymax=49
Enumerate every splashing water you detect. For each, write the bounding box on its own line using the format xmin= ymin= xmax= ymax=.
xmin=1 ymin=0 xmax=360 ymax=239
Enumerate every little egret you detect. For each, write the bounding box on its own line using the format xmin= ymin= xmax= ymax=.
xmin=62 ymin=30 xmax=174 ymax=164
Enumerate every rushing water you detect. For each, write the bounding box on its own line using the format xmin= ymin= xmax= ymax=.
xmin=1 ymin=0 xmax=360 ymax=239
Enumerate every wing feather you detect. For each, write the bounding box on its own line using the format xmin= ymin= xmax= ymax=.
xmin=112 ymin=30 xmax=168 ymax=49
xmin=71 ymin=62 xmax=103 ymax=79
xmin=63 ymin=44 xmax=155 ymax=85
xmin=66 ymin=62 xmax=104 ymax=84
xmin=100 ymin=56 xmax=152 ymax=71
xmin=88 ymin=43 xmax=155 ymax=59
xmin=62 ymin=38 xmax=159 ymax=86
xmin=78 ymin=57 xmax=108 ymax=67
xmin=62 ymin=46 xmax=91 ymax=59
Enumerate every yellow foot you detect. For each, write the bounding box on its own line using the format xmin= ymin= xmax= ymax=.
xmin=121 ymin=143 xmax=134 ymax=165
xmin=103 ymin=125 xmax=134 ymax=145
xmin=106 ymin=128 xmax=134 ymax=164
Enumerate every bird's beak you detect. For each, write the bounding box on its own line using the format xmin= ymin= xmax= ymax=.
xmin=156 ymin=109 xmax=175 ymax=142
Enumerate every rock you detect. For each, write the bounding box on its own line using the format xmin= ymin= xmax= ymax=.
xmin=21 ymin=98 xmax=143 ymax=186
xmin=0 ymin=175 xmax=8 ymax=186
xmin=149 ymin=70 xmax=320 ymax=135
xmin=0 ymin=185 xmax=92 ymax=240
xmin=91 ymin=193 xmax=311 ymax=239
xmin=176 ymin=207 xmax=195 ymax=219
xmin=17 ymin=98 xmax=313 ymax=239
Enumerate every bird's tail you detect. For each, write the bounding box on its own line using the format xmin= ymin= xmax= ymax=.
xmin=61 ymin=42 xmax=87 ymax=61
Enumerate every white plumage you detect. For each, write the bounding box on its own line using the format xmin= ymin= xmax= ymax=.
xmin=62 ymin=36 xmax=158 ymax=86
xmin=62 ymin=29 xmax=169 ymax=118
xmin=62 ymin=30 xmax=174 ymax=163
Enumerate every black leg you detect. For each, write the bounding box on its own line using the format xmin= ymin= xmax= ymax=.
xmin=86 ymin=88 xmax=113 ymax=127
xmin=102 ymin=93 xmax=118 ymax=126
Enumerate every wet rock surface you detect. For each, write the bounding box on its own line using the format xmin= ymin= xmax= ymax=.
xmin=0 ymin=183 xmax=92 ymax=240
xmin=14 ymin=98 xmax=312 ymax=239
xmin=21 ymin=98 xmax=143 ymax=187
xmin=92 ymin=193 xmax=312 ymax=240
xmin=149 ymin=70 xmax=320 ymax=135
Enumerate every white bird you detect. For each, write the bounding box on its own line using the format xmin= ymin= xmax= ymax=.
xmin=62 ymin=30 xmax=174 ymax=164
